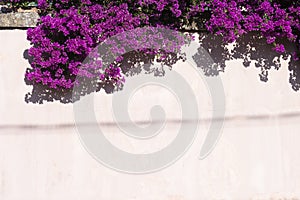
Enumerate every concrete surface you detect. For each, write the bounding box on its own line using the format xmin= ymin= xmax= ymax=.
xmin=0 ymin=29 xmax=300 ymax=199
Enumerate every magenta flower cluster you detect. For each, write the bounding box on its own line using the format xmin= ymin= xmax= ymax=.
xmin=26 ymin=0 xmax=189 ymax=89
xmin=205 ymin=0 xmax=300 ymax=54
xmin=23 ymin=0 xmax=300 ymax=91
xmin=26 ymin=2 xmax=142 ymax=89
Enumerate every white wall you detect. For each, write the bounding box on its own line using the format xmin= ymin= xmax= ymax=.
xmin=1 ymin=29 xmax=300 ymax=199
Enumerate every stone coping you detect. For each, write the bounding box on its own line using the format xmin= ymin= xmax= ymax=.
xmin=0 ymin=12 xmax=39 ymax=28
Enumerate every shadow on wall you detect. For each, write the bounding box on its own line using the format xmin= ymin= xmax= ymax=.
xmin=194 ymin=32 xmax=300 ymax=87
xmin=23 ymin=49 xmax=184 ymax=104
xmin=24 ymin=32 xmax=300 ymax=104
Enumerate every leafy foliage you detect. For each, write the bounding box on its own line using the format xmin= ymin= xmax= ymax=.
xmin=17 ymin=0 xmax=300 ymax=95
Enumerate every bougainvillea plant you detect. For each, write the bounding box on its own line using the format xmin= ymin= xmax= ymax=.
xmin=3 ymin=0 xmax=299 ymax=101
